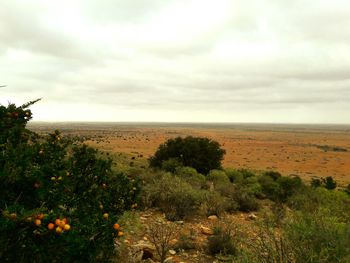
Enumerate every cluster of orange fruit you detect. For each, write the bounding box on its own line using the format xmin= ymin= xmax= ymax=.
xmin=113 ymin=223 xmax=123 ymax=237
xmin=47 ymin=218 xmax=71 ymax=234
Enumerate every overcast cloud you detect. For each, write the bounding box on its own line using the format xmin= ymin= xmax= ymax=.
xmin=1 ymin=0 xmax=350 ymax=123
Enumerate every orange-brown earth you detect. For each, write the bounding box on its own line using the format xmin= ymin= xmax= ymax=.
xmin=29 ymin=123 xmax=350 ymax=186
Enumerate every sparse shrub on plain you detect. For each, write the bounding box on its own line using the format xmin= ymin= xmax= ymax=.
xmin=149 ymin=136 xmax=225 ymax=175
xmin=323 ymin=176 xmax=337 ymax=190
xmin=310 ymin=177 xmax=322 ymax=188
xmin=232 ymin=187 xmax=260 ymax=212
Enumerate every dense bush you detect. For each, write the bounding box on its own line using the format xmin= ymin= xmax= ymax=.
xmin=141 ymin=173 xmax=203 ymax=220
xmin=0 ymin=101 xmax=140 ymax=262
xmin=149 ymin=136 xmax=225 ymax=175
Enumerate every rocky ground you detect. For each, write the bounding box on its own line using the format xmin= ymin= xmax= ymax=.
xmin=115 ymin=208 xmax=260 ymax=263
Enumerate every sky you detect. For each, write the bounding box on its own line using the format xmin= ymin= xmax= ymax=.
xmin=1 ymin=0 xmax=350 ymax=123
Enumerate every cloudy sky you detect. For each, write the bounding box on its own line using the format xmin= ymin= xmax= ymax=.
xmin=1 ymin=0 xmax=350 ymax=123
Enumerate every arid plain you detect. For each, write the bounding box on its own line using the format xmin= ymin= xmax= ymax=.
xmin=29 ymin=122 xmax=350 ymax=186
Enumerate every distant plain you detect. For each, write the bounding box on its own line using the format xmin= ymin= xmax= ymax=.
xmin=29 ymin=122 xmax=350 ymax=186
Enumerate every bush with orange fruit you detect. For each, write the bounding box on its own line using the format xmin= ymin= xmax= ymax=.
xmin=0 ymin=100 xmax=140 ymax=262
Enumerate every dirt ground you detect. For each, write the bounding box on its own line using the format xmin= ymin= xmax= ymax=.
xmin=29 ymin=122 xmax=350 ymax=186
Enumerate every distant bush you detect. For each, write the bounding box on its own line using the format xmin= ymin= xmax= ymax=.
xmin=149 ymin=136 xmax=225 ymax=175
xmin=311 ymin=177 xmax=322 ymax=188
xmin=232 ymin=187 xmax=260 ymax=212
xmin=262 ymin=171 xmax=282 ymax=181
xmin=323 ymin=176 xmax=337 ymax=190
xmin=161 ymin=158 xmax=182 ymax=173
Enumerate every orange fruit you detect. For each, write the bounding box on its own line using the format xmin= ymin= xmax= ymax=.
xmin=113 ymin=223 xmax=120 ymax=230
xmin=57 ymin=176 xmax=62 ymax=180
xmin=55 ymin=219 xmax=61 ymax=226
xmin=118 ymin=231 xmax=124 ymax=237
xmin=64 ymin=224 xmax=71 ymax=231
xmin=56 ymin=226 xmax=63 ymax=234
xmin=103 ymin=213 xmax=109 ymax=219
xmin=10 ymin=213 xmax=17 ymax=220
xmin=62 ymin=218 xmax=67 ymax=224
xmin=36 ymin=214 xmax=44 ymax=220
xmin=51 ymin=177 xmax=56 ymax=181
xmin=58 ymin=220 xmax=66 ymax=228
xmin=48 ymin=223 xmax=55 ymax=230
xmin=35 ymin=219 xmax=41 ymax=226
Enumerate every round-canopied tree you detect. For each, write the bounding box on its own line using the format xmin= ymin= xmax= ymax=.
xmin=149 ymin=136 xmax=226 ymax=175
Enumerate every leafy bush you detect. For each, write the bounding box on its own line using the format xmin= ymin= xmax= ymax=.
xmin=232 ymin=188 xmax=260 ymax=212
xmin=175 ymin=166 xmax=206 ymax=189
xmin=142 ymin=173 xmax=203 ymax=220
xmin=207 ymin=222 xmax=241 ymax=256
xmin=0 ymin=101 xmax=139 ymax=262
xmin=285 ymin=210 xmax=350 ymax=263
xmin=323 ymin=176 xmax=337 ymax=190
xmin=149 ymin=136 xmax=225 ymax=175
xmin=208 ymin=169 xmax=230 ymax=186
xmin=200 ymin=191 xmax=231 ymax=216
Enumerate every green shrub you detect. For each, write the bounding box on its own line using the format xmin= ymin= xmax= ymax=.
xmin=232 ymin=188 xmax=259 ymax=212
xmin=200 ymin=191 xmax=232 ymax=216
xmin=323 ymin=176 xmax=337 ymax=190
xmin=0 ymin=101 xmax=140 ymax=262
xmin=262 ymin=171 xmax=282 ymax=181
xmin=208 ymin=169 xmax=230 ymax=186
xmin=161 ymin=158 xmax=182 ymax=173
xmin=142 ymin=173 xmax=202 ymax=220
xmin=149 ymin=136 xmax=225 ymax=175
xmin=175 ymin=166 xmax=206 ymax=189
xmin=207 ymin=223 xmax=241 ymax=256
xmin=225 ymin=168 xmax=244 ymax=183
xmin=285 ymin=210 xmax=350 ymax=263
xmin=311 ymin=177 xmax=322 ymax=188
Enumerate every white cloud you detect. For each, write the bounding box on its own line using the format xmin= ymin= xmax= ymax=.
xmin=1 ymin=0 xmax=350 ymax=123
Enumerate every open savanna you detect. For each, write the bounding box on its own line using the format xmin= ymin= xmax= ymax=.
xmin=29 ymin=122 xmax=350 ymax=186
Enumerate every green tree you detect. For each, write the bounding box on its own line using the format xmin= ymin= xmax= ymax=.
xmin=149 ymin=136 xmax=225 ymax=175
xmin=0 ymin=100 xmax=140 ymax=262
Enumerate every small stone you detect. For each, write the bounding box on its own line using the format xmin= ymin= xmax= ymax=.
xmin=208 ymin=215 xmax=218 ymax=221
xmin=200 ymin=226 xmax=213 ymax=235
xmin=169 ymin=238 xmax=178 ymax=246
xmin=248 ymin=213 xmax=257 ymax=220
xmin=169 ymin=249 xmax=176 ymax=255
xmin=143 ymin=236 xmax=148 ymax=241
xmin=140 ymin=216 xmax=147 ymax=221
xmin=175 ymin=220 xmax=184 ymax=225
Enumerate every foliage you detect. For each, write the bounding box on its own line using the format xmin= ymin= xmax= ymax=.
xmin=149 ymin=136 xmax=225 ymax=175
xmin=207 ymin=221 xmax=241 ymax=256
xmin=175 ymin=166 xmax=206 ymax=189
xmin=141 ymin=173 xmax=203 ymax=220
xmin=0 ymin=101 xmax=140 ymax=262
xmin=323 ymin=176 xmax=337 ymax=190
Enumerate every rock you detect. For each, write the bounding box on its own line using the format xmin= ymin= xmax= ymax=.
xmin=200 ymin=226 xmax=213 ymax=235
xmin=140 ymin=216 xmax=148 ymax=221
xmin=169 ymin=238 xmax=178 ymax=246
xmin=208 ymin=215 xmax=218 ymax=221
xmin=169 ymin=249 xmax=176 ymax=255
xmin=248 ymin=213 xmax=257 ymax=220
xmin=143 ymin=236 xmax=148 ymax=241
xmin=132 ymin=240 xmax=156 ymax=260
xmin=175 ymin=220 xmax=184 ymax=225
